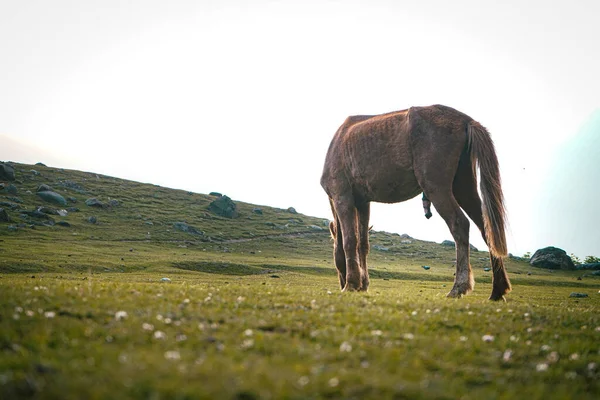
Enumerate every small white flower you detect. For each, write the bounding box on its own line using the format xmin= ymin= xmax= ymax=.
xmin=241 ymin=339 xmax=254 ymax=349
xmin=164 ymin=350 xmax=180 ymax=360
xmin=176 ymin=334 xmax=187 ymax=342
xmin=44 ymin=311 xmax=56 ymax=319
xmin=371 ymin=330 xmax=383 ymax=337
xmin=482 ymin=335 xmax=494 ymax=342
xmin=15 ymin=306 xmax=23 ymax=313
xmin=540 ymin=344 xmax=551 ymax=352
xmin=183 ymin=298 xmax=190 ymax=304
xmin=459 ymin=336 xmax=468 ymax=342
xmin=569 ymin=353 xmax=580 ymax=361
xmin=588 ymin=362 xmax=598 ymax=372
xmin=536 ymin=363 xmax=549 ymax=372
xmin=502 ymin=349 xmax=513 ymax=362
xmin=339 ymin=341 xmax=352 ymax=352
xmin=154 ymin=331 xmax=167 ymax=340
xmin=411 ymin=311 xmax=417 ymax=316
xmin=510 ymin=335 xmax=519 ymax=342
xmin=244 ymin=329 xmax=254 ymax=337
xmin=297 ymin=376 xmax=310 ymax=387
xmin=25 ymin=310 xmax=34 ymax=317
xmin=115 ymin=311 xmax=128 ymax=321
xmin=403 ymin=333 xmax=415 ymax=340
xmin=328 ymin=377 xmax=339 ymax=387
xmin=142 ymin=323 xmax=154 ymax=331
xmin=547 ymin=351 xmax=559 ymax=363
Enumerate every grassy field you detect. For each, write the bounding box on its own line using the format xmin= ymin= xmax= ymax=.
xmin=1 ymin=162 xmax=599 ymax=399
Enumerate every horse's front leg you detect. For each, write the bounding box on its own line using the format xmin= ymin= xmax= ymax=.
xmin=357 ymin=202 xmax=371 ymax=291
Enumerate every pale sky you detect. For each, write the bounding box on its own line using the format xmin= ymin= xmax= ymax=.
xmin=1 ymin=0 xmax=599 ymax=258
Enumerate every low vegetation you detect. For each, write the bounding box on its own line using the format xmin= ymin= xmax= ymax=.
xmin=1 ymin=163 xmax=598 ymax=399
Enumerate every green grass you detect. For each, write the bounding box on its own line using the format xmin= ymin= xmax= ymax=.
xmin=1 ymin=162 xmax=599 ymax=399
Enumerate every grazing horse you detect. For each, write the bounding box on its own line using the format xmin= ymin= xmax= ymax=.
xmin=320 ymin=104 xmax=511 ymax=301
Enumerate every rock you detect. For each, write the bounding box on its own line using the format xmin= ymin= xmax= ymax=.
xmin=0 ymin=208 xmax=10 ymax=222
xmin=373 ymin=245 xmax=389 ymax=251
xmin=37 ymin=191 xmax=67 ymax=206
xmin=38 ymin=207 xmax=59 ymax=215
xmin=36 ymin=184 xmax=53 ymax=192
xmin=287 ymin=207 xmax=298 ymax=214
xmin=0 ymin=184 xmax=18 ymax=195
xmin=309 ymin=225 xmax=324 ymax=231
xmin=56 ymin=221 xmax=71 ymax=227
xmin=173 ymin=222 xmax=204 ymax=236
xmin=252 ymin=208 xmax=263 ymax=215
xmin=30 ymin=170 xmax=40 ymax=176
xmin=87 ymin=216 xmax=97 ymax=224
xmin=85 ymin=198 xmax=104 ymax=208
xmin=569 ymin=292 xmax=588 ymax=298
xmin=575 ymin=262 xmax=600 ymax=270
xmin=0 ymin=201 xmax=20 ymax=210
xmin=422 ymin=265 xmax=431 ymax=270
xmin=0 ymin=163 xmax=16 ymax=181
xmin=400 ymin=233 xmax=413 ymax=239
xmin=208 ymin=195 xmax=238 ymax=218
xmin=67 ymin=207 xmax=80 ymax=212
xmin=8 ymin=225 xmax=17 ymax=231
xmin=57 ymin=180 xmax=86 ymax=193
xmin=401 ymin=239 xmax=413 ymax=244
xmin=483 ymin=267 xmax=491 ymax=272
xmin=35 ymin=162 xmax=47 ymax=167
xmin=530 ymin=247 xmax=575 ymax=270
xmin=160 ymin=277 xmax=171 ymax=283
xmin=209 ymin=192 xmax=222 ymax=197
xmin=440 ymin=240 xmax=478 ymax=251
xmin=108 ymin=199 xmax=120 ymax=207
xmin=591 ymin=270 xmax=600 ymax=276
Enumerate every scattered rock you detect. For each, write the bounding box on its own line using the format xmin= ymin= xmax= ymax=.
xmin=483 ymin=267 xmax=491 ymax=272
xmin=85 ymin=198 xmax=104 ymax=208
xmin=530 ymin=247 xmax=575 ymax=270
xmin=0 ymin=208 xmax=10 ymax=222
xmin=37 ymin=191 xmax=67 ymax=206
xmin=0 ymin=183 xmax=18 ymax=195
xmin=309 ymin=225 xmax=324 ymax=231
xmin=440 ymin=240 xmax=478 ymax=251
xmin=401 ymin=239 xmax=413 ymax=244
xmin=173 ymin=222 xmax=204 ymax=236
xmin=287 ymin=207 xmax=298 ymax=214
xmin=107 ymin=199 xmax=120 ymax=207
xmin=0 ymin=201 xmax=20 ymax=210
xmin=56 ymin=221 xmax=71 ymax=227
xmin=160 ymin=277 xmax=171 ymax=283
xmin=57 ymin=180 xmax=86 ymax=193
xmin=36 ymin=184 xmax=53 ymax=193
xmin=400 ymin=233 xmax=413 ymax=239
xmin=575 ymin=262 xmax=600 ymax=270
xmin=569 ymin=292 xmax=589 ymax=298
xmin=422 ymin=265 xmax=431 ymax=270
xmin=35 ymin=162 xmax=47 ymax=167
xmin=209 ymin=192 xmax=222 ymax=197
xmin=87 ymin=216 xmax=97 ymax=224
xmin=38 ymin=207 xmax=59 ymax=215
xmin=252 ymin=208 xmax=263 ymax=215
xmin=8 ymin=224 xmax=17 ymax=231
xmin=30 ymin=169 xmax=40 ymax=176
xmin=208 ymin=195 xmax=238 ymax=218
xmin=0 ymin=163 xmax=16 ymax=181
xmin=373 ymin=245 xmax=389 ymax=252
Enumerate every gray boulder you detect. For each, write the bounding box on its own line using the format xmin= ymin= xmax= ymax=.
xmin=252 ymin=208 xmax=263 ymax=215
xmin=173 ymin=222 xmax=204 ymax=236
xmin=37 ymin=184 xmax=53 ymax=193
xmin=530 ymin=246 xmax=575 ymax=270
xmin=575 ymin=262 xmax=600 ymax=270
xmin=37 ymin=191 xmax=67 ymax=206
xmin=208 ymin=195 xmax=238 ymax=218
xmin=0 ymin=163 xmax=15 ymax=181
xmin=0 ymin=184 xmax=18 ymax=195
xmin=85 ymin=198 xmax=105 ymax=208
xmin=287 ymin=207 xmax=298 ymax=214
xmin=440 ymin=240 xmax=478 ymax=251
xmin=0 ymin=208 xmax=10 ymax=222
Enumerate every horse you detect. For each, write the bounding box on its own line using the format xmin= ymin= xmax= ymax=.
xmin=320 ymin=104 xmax=511 ymax=301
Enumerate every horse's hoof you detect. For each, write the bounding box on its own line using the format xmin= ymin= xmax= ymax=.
xmin=446 ymin=290 xmax=463 ymax=299
xmin=488 ymin=293 xmax=507 ymax=302
xmin=425 ymin=211 xmax=432 ymax=219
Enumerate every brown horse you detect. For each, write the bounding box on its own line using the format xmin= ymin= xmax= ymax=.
xmin=320 ymin=104 xmax=511 ymax=301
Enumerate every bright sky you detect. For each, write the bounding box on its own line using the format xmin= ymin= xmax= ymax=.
xmin=1 ymin=0 xmax=599 ymax=258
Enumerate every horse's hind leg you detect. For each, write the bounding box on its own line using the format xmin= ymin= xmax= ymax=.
xmin=332 ymin=197 xmax=362 ymax=291
xmin=425 ymin=190 xmax=474 ymax=297
xmin=357 ymin=201 xmax=371 ymax=291
xmin=453 ymin=169 xmax=511 ymax=301
xmin=329 ymin=200 xmax=347 ymax=289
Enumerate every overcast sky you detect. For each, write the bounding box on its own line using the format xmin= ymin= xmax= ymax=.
xmin=1 ymin=0 xmax=599 ymax=258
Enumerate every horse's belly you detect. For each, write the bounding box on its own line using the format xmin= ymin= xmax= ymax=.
xmin=361 ymin=168 xmax=422 ymax=204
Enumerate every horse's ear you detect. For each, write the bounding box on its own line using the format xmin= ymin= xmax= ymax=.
xmin=329 ymin=221 xmax=336 ymax=239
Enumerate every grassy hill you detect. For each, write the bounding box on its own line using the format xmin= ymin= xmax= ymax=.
xmin=1 ymin=162 xmax=599 ymax=399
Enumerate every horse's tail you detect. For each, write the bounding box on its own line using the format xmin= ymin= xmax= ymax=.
xmin=467 ymin=121 xmax=508 ymax=257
